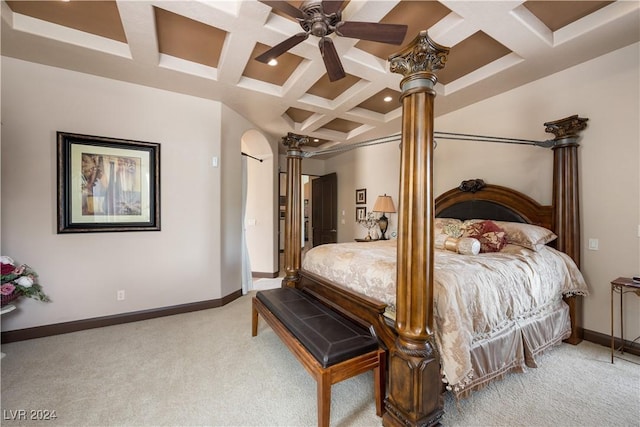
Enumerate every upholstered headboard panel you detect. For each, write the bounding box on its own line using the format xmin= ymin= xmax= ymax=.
xmin=437 ymin=200 xmax=527 ymax=223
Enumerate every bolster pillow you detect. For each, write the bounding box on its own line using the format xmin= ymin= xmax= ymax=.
xmin=435 ymin=234 xmax=481 ymax=255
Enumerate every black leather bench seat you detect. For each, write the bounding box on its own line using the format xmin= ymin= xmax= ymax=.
xmin=256 ymin=287 xmax=378 ymax=368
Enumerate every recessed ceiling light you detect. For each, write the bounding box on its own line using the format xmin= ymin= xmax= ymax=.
xmin=267 ymin=59 xmax=278 ymax=66
xmin=313 ymin=139 xmax=319 ymax=142
xmin=383 ymin=96 xmax=393 ymax=102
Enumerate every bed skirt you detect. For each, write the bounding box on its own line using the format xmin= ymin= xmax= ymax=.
xmin=457 ymin=300 xmax=571 ymax=398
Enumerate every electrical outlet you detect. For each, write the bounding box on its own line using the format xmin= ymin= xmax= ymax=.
xmin=117 ymin=290 xmax=125 ymax=301
xmin=588 ymin=238 xmax=599 ymax=250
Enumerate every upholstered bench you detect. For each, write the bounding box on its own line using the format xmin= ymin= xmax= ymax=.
xmin=252 ymin=287 xmax=385 ymax=427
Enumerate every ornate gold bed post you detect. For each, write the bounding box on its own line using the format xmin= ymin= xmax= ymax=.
xmin=544 ymin=115 xmax=589 ymax=344
xmin=384 ymin=31 xmax=449 ymax=427
xmin=282 ymin=132 xmax=308 ymax=288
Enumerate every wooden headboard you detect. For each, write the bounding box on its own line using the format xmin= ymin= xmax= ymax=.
xmin=435 ymin=179 xmax=553 ymax=231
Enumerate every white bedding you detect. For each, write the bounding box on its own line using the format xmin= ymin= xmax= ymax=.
xmin=301 ymin=240 xmax=589 ymax=392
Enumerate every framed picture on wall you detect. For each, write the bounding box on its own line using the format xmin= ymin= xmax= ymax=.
xmin=356 ymin=206 xmax=367 ymax=221
xmin=355 ymin=188 xmax=366 ymax=204
xmin=56 ymin=132 xmax=161 ymax=233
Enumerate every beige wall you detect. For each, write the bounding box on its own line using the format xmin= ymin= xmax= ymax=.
xmin=1 ymin=58 xmax=240 ymax=331
xmin=326 ymin=42 xmax=640 ymax=340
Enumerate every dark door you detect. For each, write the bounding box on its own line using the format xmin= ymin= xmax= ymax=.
xmin=312 ymin=172 xmax=337 ymax=247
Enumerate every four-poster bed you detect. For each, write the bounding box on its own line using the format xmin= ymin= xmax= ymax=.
xmin=277 ymin=31 xmax=589 ymax=426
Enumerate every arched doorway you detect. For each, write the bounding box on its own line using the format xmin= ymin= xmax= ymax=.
xmin=241 ymin=130 xmax=278 ymax=289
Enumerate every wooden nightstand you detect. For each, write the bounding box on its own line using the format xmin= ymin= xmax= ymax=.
xmin=610 ymin=277 xmax=640 ymax=364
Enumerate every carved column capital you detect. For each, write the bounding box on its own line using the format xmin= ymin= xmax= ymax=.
xmin=544 ymin=115 xmax=589 ymax=146
xmin=282 ymin=132 xmax=309 ymax=155
xmin=389 ymin=30 xmax=450 ymax=88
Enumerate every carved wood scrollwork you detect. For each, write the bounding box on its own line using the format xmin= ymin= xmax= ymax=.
xmin=389 ymin=30 xmax=450 ymax=80
xmin=281 ymin=132 xmax=309 ymax=151
xmin=544 ymin=115 xmax=589 ymax=141
xmin=458 ymin=179 xmax=486 ymax=193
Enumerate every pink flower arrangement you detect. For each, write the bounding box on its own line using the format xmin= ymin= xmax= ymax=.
xmin=1 ymin=256 xmax=50 ymax=306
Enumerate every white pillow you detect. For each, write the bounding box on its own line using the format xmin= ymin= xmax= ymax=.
xmin=493 ymin=221 xmax=557 ymax=251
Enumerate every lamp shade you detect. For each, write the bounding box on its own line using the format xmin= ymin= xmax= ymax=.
xmin=372 ymin=195 xmax=396 ymax=213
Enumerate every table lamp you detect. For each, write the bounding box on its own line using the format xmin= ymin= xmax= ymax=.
xmin=372 ymin=194 xmax=396 ymax=240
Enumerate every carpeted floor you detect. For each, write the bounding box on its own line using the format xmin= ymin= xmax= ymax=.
xmin=1 ymin=292 xmax=638 ymax=426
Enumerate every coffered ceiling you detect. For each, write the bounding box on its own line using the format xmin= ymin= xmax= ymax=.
xmin=2 ymin=1 xmax=638 ymax=154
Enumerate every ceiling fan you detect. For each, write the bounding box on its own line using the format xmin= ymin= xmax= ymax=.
xmin=256 ymin=1 xmax=408 ymax=82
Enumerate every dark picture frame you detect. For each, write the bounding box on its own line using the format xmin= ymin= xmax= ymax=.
xmin=57 ymin=132 xmax=161 ymax=233
xmin=356 ymin=206 xmax=367 ymax=221
xmin=356 ymin=188 xmax=366 ymax=204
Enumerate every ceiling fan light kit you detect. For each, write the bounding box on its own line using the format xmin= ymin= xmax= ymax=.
xmin=256 ymin=0 xmax=408 ymax=82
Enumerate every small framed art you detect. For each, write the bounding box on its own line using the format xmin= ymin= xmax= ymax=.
xmin=356 ymin=188 xmax=366 ymax=204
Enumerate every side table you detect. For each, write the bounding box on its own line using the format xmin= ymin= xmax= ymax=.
xmin=0 ymin=304 xmax=16 ymax=359
xmin=610 ymin=277 xmax=640 ymax=364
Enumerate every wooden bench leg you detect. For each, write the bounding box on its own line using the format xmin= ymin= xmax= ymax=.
xmin=317 ymin=371 xmax=331 ymax=427
xmin=251 ymin=298 xmax=259 ymax=337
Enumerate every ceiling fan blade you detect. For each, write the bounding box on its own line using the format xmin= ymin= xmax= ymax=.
xmin=259 ymin=1 xmax=306 ymax=20
xmin=335 ymin=21 xmax=408 ymax=45
xmin=255 ymin=33 xmax=309 ymax=63
xmin=319 ymin=37 xmax=345 ymax=82
xmin=321 ymin=0 xmax=345 ymax=15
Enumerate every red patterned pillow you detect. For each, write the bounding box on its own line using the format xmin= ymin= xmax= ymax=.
xmin=465 ymin=220 xmax=507 ymax=253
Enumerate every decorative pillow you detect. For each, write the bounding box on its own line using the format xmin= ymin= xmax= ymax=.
xmin=464 ymin=220 xmax=507 ymax=253
xmin=494 ymin=221 xmax=557 ymax=251
xmin=435 ymin=234 xmax=481 ymax=255
xmin=434 ymin=218 xmax=462 ymax=236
